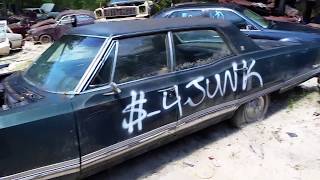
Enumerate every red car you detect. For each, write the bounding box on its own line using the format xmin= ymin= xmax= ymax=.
xmin=27 ymin=10 xmax=95 ymax=43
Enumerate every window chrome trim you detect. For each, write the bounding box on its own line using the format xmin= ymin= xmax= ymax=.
xmin=82 ymin=42 xmax=116 ymax=93
xmin=111 ymin=40 xmax=119 ymax=83
xmin=74 ymin=37 xmax=112 ymax=94
xmin=167 ymin=31 xmax=175 ymax=71
xmin=0 ymin=158 xmax=80 ymax=180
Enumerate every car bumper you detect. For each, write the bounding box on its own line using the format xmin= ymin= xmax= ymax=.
xmin=0 ymin=41 xmax=10 ymax=56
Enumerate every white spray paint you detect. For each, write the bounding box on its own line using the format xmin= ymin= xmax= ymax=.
xmin=122 ymin=59 xmax=263 ymax=134
xmin=184 ymin=76 xmax=206 ymax=107
xmin=161 ymin=85 xmax=183 ymax=116
xmin=122 ymin=91 xmax=160 ymax=134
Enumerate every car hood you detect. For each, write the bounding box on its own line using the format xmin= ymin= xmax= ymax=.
xmin=31 ymin=19 xmax=56 ymax=29
xmin=269 ymin=21 xmax=320 ymax=34
xmin=40 ymin=3 xmax=55 ymax=13
xmin=1 ymin=73 xmax=43 ymax=109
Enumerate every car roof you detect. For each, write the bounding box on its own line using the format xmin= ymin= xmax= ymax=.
xmin=172 ymin=2 xmax=243 ymax=11
xmin=56 ymin=10 xmax=95 ymax=20
xmin=153 ymin=2 xmax=244 ymax=17
xmin=68 ymin=17 xmax=233 ymax=37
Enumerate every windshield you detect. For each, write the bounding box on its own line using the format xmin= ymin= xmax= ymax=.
xmin=243 ymin=9 xmax=269 ymax=28
xmin=24 ymin=35 xmax=105 ymax=93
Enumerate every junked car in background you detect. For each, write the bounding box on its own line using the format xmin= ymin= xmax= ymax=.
xmin=94 ymin=0 xmax=153 ymax=19
xmin=27 ymin=10 xmax=95 ymax=44
xmin=0 ymin=37 xmax=10 ymax=56
xmin=8 ymin=18 xmax=31 ymax=38
xmin=0 ymin=18 xmax=319 ymax=179
xmin=0 ymin=21 xmax=9 ymax=56
xmin=23 ymin=3 xmax=61 ymax=21
xmin=0 ymin=22 xmax=23 ymax=56
xmin=6 ymin=27 xmax=24 ymax=50
xmin=153 ymin=3 xmax=320 ymax=43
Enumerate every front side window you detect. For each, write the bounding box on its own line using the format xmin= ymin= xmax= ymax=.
xmin=114 ymin=34 xmax=169 ymax=84
xmin=24 ymin=35 xmax=105 ymax=93
xmin=173 ymin=30 xmax=232 ymax=70
xmin=208 ymin=10 xmax=250 ymax=30
xmin=169 ymin=10 xmax=203 ymax=18
xmin=243 ymin=9 xmax=269 ymax=28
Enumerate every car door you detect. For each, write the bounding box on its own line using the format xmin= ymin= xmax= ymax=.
xmin=169 ymin=29 xmax=244 ymax=127
xmin=71 ymin=33 xmax=180 ymax=169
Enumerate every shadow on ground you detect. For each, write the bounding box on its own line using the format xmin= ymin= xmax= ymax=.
xmin=89 ymin=84 xmax=319 ymax=180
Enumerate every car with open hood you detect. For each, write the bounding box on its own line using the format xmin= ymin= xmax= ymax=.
xmin=153 ymin=3 xmax=320 ymax=43
xmin=23 ymin=3 xmax=61 ymax=21
xmin=0 ymin=18 xmax=319 ymax=179
xmin=27 ymin=10 xmax=95 ymax=44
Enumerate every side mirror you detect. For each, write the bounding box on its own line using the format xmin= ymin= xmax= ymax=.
xmin=246 ymin=24 xmax=255 ymax=30
xmin=103 ymin=82 xmax=122 ymax=96
xmin=110 ymin=82 xmax=121 ymax=94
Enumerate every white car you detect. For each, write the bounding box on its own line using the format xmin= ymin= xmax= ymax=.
xmin=6 ymin=27 xmax=24 ymax=50
xmin=0 ymin=37 xmax=10 ymax=56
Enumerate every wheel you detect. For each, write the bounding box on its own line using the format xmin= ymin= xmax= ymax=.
xmin=230 ymin=94 xmax=270 ymax=128
xmin=39 ymin=35 xmax=53 ymax=44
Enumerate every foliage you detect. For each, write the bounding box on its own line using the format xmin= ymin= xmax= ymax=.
xmin=153 ymin=0 xmax=172 ymax=12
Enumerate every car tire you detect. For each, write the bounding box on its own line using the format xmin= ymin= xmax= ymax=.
xmin=39 ymin=35 xmax=53 ymax=44
xmin=230 ymin=94 xmax=270 ymax=128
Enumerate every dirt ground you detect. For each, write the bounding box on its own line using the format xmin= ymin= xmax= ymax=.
xmin=0 ymin=41 xmax=51 ymax=74
xmin=1 ymin=42 xmax=320 ymax=180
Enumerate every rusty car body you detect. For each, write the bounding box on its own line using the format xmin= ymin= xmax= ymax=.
xmin=0 ymin=18 xmax=320 ymax=179
xmin=27 ymin=10 xmax=95 ymax=44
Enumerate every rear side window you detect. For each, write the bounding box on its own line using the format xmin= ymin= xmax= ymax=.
xmin=169 ymin=10 xmax=203 ymax=18
xmin=173 ymin=30 xmax=232 ymax=70
xmin=114 ymin=34 xmax=169 ymax=83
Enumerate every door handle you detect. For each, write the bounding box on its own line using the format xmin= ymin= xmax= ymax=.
xmin=103 ymin=82 xmax=122 ymax=96
xmin=158 ymin=86 xmax=176 ymax=97
xmin=158 ymin=86 xmax=176 ymax=92
xmin=234 ymin=67 xmax=248 ymax=72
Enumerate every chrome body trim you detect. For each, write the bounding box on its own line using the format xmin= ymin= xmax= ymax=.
xmin=81 ymin=121 xmax=177 ymax=168
xmin=0 ymin=158 xmax=80 ymax=180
